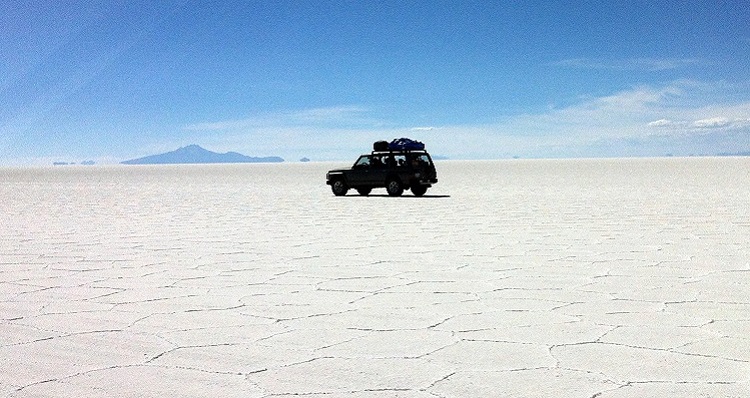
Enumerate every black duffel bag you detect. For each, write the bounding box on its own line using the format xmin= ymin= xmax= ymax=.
xmin=373 ymin=140 xmax=389 ymax=151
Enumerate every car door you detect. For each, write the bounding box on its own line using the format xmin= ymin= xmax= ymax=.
xmin=367 ymin=154 xmax=388 ymax=186
xmin=348 ymin=155 xmax=372 ymax=187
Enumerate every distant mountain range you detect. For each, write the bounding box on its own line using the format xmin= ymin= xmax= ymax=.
xmin=121 ymin=145 xmax=284 ymax=165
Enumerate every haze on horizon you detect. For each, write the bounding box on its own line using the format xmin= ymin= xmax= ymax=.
xmin=1 ymin=1 xmax=749 ymax=166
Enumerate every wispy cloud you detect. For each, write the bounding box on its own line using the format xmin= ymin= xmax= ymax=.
xmin=179 ymin=106 xmax=400 ymax=160
xmin=693 ymin=117 xmax=731 ymax=128
xmin=648 ymin=119 xmax=679 ymax=127
xmin=176 ymin=81 xmax=750 ymax=159
xmin=649 ymin=116 xmax=750 ymax=130
xmin=290 ymin=106 xmax=369 ymax=123
xmin=423 ymin=80 xmax=750 ymax=157
xmin=555 ymin=57 xmax=703 ymax=71
xmin=183 ymin=106 xmax=375 ymax=131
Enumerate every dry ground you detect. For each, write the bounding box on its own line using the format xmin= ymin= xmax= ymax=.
xmin=1 ymin=158 xmax=749 ymax=397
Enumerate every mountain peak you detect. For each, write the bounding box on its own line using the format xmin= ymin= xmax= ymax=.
xmin=180 ymin=144 xmax=205 ymax=151
xmin=122 ymin=145 xmax=283 ymax=165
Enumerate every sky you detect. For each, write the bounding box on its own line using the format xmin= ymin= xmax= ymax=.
xmin=1 ymin=0 xmax=749 ymax=165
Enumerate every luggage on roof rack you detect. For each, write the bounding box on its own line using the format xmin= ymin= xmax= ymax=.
xmin=388 ymin=138 xmax=425 ymax=151
xmin=373 ymin=140 xmax=389 ymax=151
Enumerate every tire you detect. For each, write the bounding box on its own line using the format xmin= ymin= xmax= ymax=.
xmin=331 ymin=179 xmax=349 ymax=196
xmin=411 ymin=185 xmax=427 ymax=197
xmin=386 ymin=179 xmax=403 ymax=197
xmin=357 ymin=188 xmax=372 ymax=196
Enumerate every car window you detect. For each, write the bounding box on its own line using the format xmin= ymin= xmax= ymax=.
xmin=371 ymin=156 xmax=384 ymax=168
xmin=415 ymin=154 xmax=431 ymax=165
xmin=354 ymin=156 xmax=371 ymax=167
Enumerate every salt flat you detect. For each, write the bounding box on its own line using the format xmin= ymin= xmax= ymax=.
xmin=1 ymin=158 xmax=749 ymax=397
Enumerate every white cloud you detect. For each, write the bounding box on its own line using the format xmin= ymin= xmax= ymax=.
xmin=645 ymin=117 xmax=742 ymax=130
xmin=590 ymin=85 xmax=679 ymax=110
xmin=183 ymin=106 xmax=375 ymax=131
xmin=285 ymin=106 xmax=370 ymax=123
xmin=183 ymin=118 xmax=257 ymax=131
xmin=556 ymin=57 xmax=702 ymax=71
xmin=693 ymin=117 xmax=731 ymax=128
xmin=648 ymin=119 xmax=678 ymax=127
xmin=445 ymin=80 xmax=750 ymax=157
xmin=177 ymin=81 xmax=750 ymax=160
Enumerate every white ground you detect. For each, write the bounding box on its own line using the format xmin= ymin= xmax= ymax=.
xmin=1 ymin=158 xmax=749 ymax=397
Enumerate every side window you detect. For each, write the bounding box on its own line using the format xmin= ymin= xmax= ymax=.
xmin=408 ymin=154 xmax=430 ymax=168
xmin=381 ymin=155 xmax=398 ymax=167
xmin=354 ymin=156 xmax=371 ymax=168
xmin=394 ymin=155 xmax=407 ymax=167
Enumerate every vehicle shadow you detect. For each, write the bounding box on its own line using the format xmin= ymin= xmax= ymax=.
xmin=346 ymin=194 xmax=451 ymax=198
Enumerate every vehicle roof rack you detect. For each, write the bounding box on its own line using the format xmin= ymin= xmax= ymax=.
xmin=371 ymin=149 xmax=428 ymax=154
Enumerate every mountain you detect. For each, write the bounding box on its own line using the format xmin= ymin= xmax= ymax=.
xmin=121 ymin=145 xmax=284 ymax=165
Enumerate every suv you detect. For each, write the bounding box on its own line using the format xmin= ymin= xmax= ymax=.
xmin=326 ymin=148 xmax=438 ymax=197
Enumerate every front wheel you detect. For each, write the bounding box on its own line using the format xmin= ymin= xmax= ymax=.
xmin=411 ymin=185 xmax=427 ymax=197
xmin=386 ymin=179 xmax=403 ymax=197
xmin=331 ymin=180 xmax=349 ymax=196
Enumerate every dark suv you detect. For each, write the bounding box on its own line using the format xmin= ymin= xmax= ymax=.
xmin=326 ymin=149 xmax=438 ymax=197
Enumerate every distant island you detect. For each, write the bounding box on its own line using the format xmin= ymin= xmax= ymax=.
xmin=52 ymin=160 xmax=96 ymax=166
xmin=717 ymin=151 xmax=750 ymax=157
xmin=121 ymin=145 xmax=284 ymax=165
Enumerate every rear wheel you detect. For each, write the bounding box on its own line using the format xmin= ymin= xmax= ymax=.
xmin=386 ymin=179 xmax=403 ymax=197
xmin=411 ymin=185 xmax=427 ymax=197
xmin=331 ymin=180 xmax=349 ymax=196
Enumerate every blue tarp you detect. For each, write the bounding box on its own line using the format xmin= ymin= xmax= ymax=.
xmin=388 ymin=138 xmax=425 ymax=151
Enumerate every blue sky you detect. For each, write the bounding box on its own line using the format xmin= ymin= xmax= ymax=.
xmin=2 ymin=1 xmax=749 ymax=165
